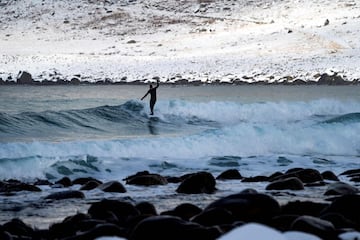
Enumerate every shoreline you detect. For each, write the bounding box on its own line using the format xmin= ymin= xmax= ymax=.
xmin=1 ymin=70 xmax=359 ymax=86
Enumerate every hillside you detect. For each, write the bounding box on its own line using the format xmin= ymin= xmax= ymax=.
xmin=0 ymin=0 xmax=359 ymax=84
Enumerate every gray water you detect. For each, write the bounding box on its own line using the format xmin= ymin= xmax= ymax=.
xmin=0 ymin=84 xmax=360 ymax=228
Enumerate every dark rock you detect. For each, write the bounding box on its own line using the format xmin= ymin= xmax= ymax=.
xmin=55 ymin=177 xmax=72 ymax=187
xmin=125 ymin=173 xmax=167 ymax=186
xmin=191 ymin=207 xmax=235 ymax=226
xmin=266 ymin=177 xmax=304 ymax=190
xmin=73 ymin=177 xmax=102 ymax=185
xmin=291 ymin=215 xmax=336 ymax=239
xmin=205 ymin=192 xmax=281 ymax=223
xmin=3 ymin=218 xmax=34 ymax=237
xmin=16 ymin=71 xmax=33 ymax=84
xmin=241 ymin=175 xmax=269 ymax=182
xmin=270 ymin=215 xmax=300 ymax=231
xmin=129 ymin=215 xmax=221 ymax=240
xmin=88 ymin=199 xmax=140 ymax=225
xmin=268 ymin=172 xmax=284 ymax=181
xmin=350 ymin=176 xmax=360 ymax=182
xmin=33 ymin=179 xmax=53 ymax=186
xmin=285 ymin=168 xmax=304 ymax=174
xmin=0 ymin=229 xmax=12 ymax=240
xmin=69 ymin=78 xmax=81 ymax=85
xmin=166 ymin=176 xmax=183 ymax=183
xmin=80 ymin=180 xmax=101 ymax=190
xmin=49 ymin=213 xmax=91 ymax=239
xmin=320 ymin=212 xmax=357 ymax=229
xmin=273 ymin=168 xmax=323 ymax=183
xmin=98 ymin=181 xmax=126 ymax=193
xmin=216 ymin=169 xmax=243 ymax=180
xmin=321 ymin=194 xmax=360 ymax=224
xmin=281 ymin=201 xmax=329 ymax=216
xmin=45 ymin=190 xmax=85 ymax=200
xmin=161 ymin=203 xmax=202 ymax=221
xmin=0 ymin=181 xmax=41 ymax=193
xmin=135 ymin=202 xmax=157 ymax=216
xmin=340 ymin=168 xmax=360 ymax=176
xmin=317 ymin=73 xmax=347 ymax=85
xmin=324 ymin=182 xmax=358 ymax=196
xmin=176 ymin=171 xmax=216 ymax=194
xmin=321 ymin=171 xmax=339 ymax=181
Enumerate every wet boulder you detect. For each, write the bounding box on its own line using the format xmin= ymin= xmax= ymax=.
xmin=73 ymin=177 xmax=102 ymax=185
xmin=241 ymin=175 xmax=269 ymax=182
xmin=204 ymin=192 xmax=281 ymax=223
xmin=98 ymin=181 xmax=127 ymax=193
xmin=161 ymin=203 xmax=202 ymax=221
xmin=129 ymin=215 xmax=221 ymax=240
xmin=321 ymin=171 xmax=339 ymax=181
xmin=191 ymin=207 xmax=235 ymax=226
xmin=266 ymin=177 xmax=304 ymax=190
xmin=3 ymin=218 xmax=34 ymax=238
xmin=88 ymin=199 xmax=140 ymax=225
xmin=135 ymin=202 xmax=158 ymax=216
xmin=281 ymin=201 xmax=329 ymax=216
xmin=324 ymin=182 xmax=358 ymax=196
xmin=273 ymin=168 xmax=323 ymax=183
xmin=55 ymin=177 xmax=72 ymax=187
xmin=124 ymin=171 xmax=168 ymax=186
xmin=80 ymin=180 xmax=101 ymax=191
xmin=176 ymin=171 xmax=216 ymax=194
xmin=216 ymin=169 xmax=243 ymax=180
xmin=291 ymin=215 xmax=335 ymax=239
xmin=16 ymin=71 xmax=33 ymax=84
xmin=321 ymin=195 xmax=360 ymax=224
xmin=0 ymin=180 xmax=41 ymax=193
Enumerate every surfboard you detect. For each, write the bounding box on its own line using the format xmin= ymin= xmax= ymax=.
xmin=148 ymin=116 xmax=160 ymax=121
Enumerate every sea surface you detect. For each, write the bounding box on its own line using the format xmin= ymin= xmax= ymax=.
xmin=0 ymin=84 xmax=360 ymax=227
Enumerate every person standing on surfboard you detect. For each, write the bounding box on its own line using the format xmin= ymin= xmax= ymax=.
xmin=141 ymin=80 xmax=160 ymax=115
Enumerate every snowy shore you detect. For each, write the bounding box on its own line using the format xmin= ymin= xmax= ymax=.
xmin=1 ymin=0 xmax=359 ymax=84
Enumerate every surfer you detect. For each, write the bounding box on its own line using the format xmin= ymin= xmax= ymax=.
xmin=141 ymin=80 xmax=160 ymax=115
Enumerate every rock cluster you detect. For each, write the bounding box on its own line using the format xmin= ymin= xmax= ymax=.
xmin=0 ymin=167 xmax=359 ymax=239
xmin=1 ymin=71 xmax=359 ymax=86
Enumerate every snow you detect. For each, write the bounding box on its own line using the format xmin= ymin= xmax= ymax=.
xmin=0 ymin=0 xmax=359 ymax=83
xmin=217 ymin=223 xmax=286 ymax=240
xmin=217 ymin=224 xmax=322 ymax=240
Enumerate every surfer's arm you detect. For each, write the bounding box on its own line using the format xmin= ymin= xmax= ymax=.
xmin=154 ymin=80 xmax=160 ymax=89
xmin=141 ymin=91 xmax=149 ymax=100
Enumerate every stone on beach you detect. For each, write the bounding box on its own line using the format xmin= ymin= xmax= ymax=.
xmin=266 ymin=177 xmax=304 ymax=190
xmin=176 ymin=171 xmax=216 ymax=194
xmin=98 ymin=181 xmax=127 ymax=193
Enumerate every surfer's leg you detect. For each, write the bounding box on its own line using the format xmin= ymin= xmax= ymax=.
xmin=150 ymin=100 xmax=155 ymax=115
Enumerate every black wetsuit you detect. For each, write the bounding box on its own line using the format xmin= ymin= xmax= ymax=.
xmin=142 ymin=81 xmax=159 ymax=115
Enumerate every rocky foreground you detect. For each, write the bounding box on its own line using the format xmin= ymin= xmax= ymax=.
xmin=0 ymin=167 xmax=359 ymax=239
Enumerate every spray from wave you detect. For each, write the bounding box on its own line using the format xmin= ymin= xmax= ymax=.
xmin=1 ymin=99 xmax=360 ymax=180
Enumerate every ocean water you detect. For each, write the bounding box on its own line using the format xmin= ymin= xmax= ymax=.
xmin=1 ymin=84 xmax=360 ymax=182
xmin=1 ymin=84 xmax=360 ymax=227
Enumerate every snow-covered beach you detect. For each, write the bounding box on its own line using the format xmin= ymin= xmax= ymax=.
xmin=1 ymin=0 xmax=359 ymax=83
